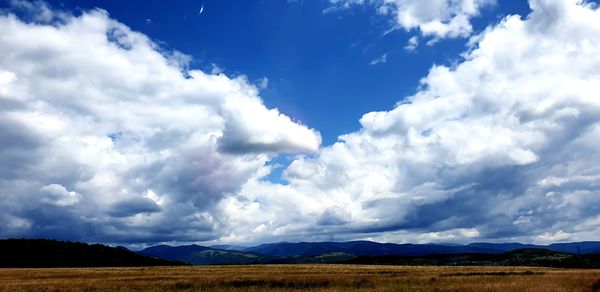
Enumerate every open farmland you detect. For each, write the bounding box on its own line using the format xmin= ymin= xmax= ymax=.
xmin=1 ymin=265 xmax=599 ymax=291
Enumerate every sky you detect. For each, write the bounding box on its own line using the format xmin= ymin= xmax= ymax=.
xmin=0 ymin=0 xmax=599 ymax=247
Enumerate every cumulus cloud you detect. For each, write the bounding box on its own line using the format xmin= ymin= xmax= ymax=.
xmin=0 ymin=3 xmax=319 ymax=243
xmin=329 ymin=0 xmax=495 ymax=40
xmin=39 ymin=184 xmax=80 ymax=207
xmin=3 ymin=0 xmax=600 ymax=246
xmin=108 ymin=198 xmax=161 ymax=218
xmin=224 ymin=0 xmax=600 ymax=244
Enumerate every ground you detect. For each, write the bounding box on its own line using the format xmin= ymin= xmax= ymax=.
xmin=1 ymin=265 xmax=599 ymax=291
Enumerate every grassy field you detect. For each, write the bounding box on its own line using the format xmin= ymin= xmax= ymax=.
xmin=0 ymin=265 xmax=599 ymax=291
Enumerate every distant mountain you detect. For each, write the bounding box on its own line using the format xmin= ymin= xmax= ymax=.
xmin=139 ymin=240 xmax=600 ymax=266
xmin=140 ymin=244 xmax=212 ymax=260
xmin=548 ymin=241 xmax=600 ymax=254
xmin=468 ymin=242 xmax=600 ymax=255
xmin=139 ymin=245 xmax=270 ymax=265
xmin=467 ymin=242 xmax=544 ymax=252
xmin=243 ymin=241 xmax=600 ymax=258
xmin=178 ymin=249 xmax=268 ymax=265
xmin=0 ymin=238 xmax=185 ymax=267
xmin=243 ymin=241 xmax=503 ymax=257
xmin=210 ymin=244 xmax=248 ymax=251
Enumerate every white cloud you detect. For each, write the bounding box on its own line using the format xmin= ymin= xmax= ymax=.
xmin=404 ymin=36 xmax=418 ymax=51
xmin=257 ymin=77 xmax=269 ymax=90
xmin=369 ymin=53 xmax=388 ymax=65
xmin=329 ymin=0 xmax=495 ymax=40
xmin=224 ymin=0 xmax=600 ymax=244
xmin=0 ymin=6 xmax=319 ymax=243
xmin=40 ymin=184 xmax=80 ymax=206
xmin=536 ymin=230 xmax=571 ymax=243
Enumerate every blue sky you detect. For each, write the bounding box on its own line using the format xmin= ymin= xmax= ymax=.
xmin=45 ymin=0 xmax=531 ymax=145
xmin=1 ymin=0 xmax=600 ymax=246
xmin=40 ymin=0 xmax=532 ymax=185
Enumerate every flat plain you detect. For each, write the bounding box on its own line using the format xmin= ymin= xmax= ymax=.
xmin=1 ymin=264 xmax=599 ymax=291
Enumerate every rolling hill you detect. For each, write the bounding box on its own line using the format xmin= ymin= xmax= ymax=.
xmin=139 ymin=244 xmax=271 ymax=265
xmin=342 ymin=248 xmax=600 ymax=268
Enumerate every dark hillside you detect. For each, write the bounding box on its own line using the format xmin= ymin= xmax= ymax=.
xmin=342 ymin=248 xmax=600 ymax=268
xmin=0 ymin=238 xmax=185 ymax=267
xmin=139 ymin=245 xmax=271 ymax=265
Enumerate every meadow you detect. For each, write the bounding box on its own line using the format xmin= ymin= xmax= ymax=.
xmin=1 ymin=265 xmax=599 ymax=291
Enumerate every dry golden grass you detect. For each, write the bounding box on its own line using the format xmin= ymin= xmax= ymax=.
xmin=0 ymin=265 xmax=599 ymax=291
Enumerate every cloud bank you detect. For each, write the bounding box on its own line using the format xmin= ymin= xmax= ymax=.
xmin=226 ymin=0 xmax=600 ymax=244
xmin=0 ymin=3 xmax=320 ymax=244
xmin=1 ymin=0 xmax=600 ymax=246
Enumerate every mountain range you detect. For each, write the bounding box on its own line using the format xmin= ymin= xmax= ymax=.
xmin=2 ymin=238 xmax=598 ymax=268
xmin=138 ymin=240 xmax=600 ymax=266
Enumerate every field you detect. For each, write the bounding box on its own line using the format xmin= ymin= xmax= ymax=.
xmin=1 ymin=265 xmax=599 ymax=291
